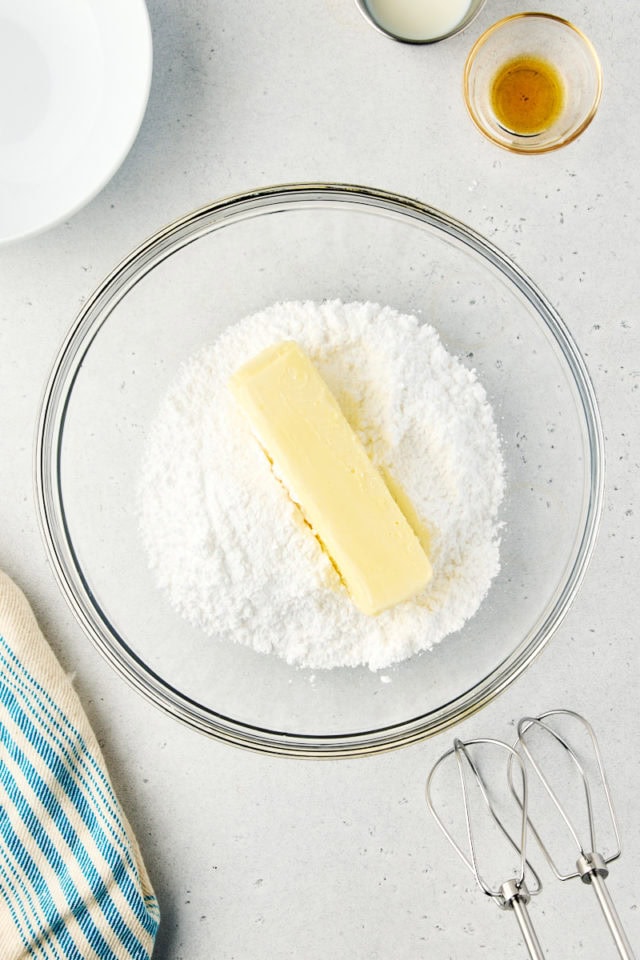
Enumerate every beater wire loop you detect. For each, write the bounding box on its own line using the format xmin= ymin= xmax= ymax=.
xmin=426 ymin=736 xmax=544 ymax=959
xmin=512 ymin=709 xmax=634 ymax=960
xmin=513 ymin=709 xmax=621 ymax=880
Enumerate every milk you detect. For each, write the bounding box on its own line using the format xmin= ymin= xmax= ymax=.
xmin=365 ymin=0 xmax=474 ymax=41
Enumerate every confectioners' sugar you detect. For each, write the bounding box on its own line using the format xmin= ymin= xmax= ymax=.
xmin=137 ymin=300 xmax=505 ymax=670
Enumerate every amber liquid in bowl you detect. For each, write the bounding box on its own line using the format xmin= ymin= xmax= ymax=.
xmin=490 ymin=56 xmax=564 ymax=135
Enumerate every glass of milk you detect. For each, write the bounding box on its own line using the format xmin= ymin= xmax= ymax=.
xmin=355 ymin=0 xmax=487 ymax=44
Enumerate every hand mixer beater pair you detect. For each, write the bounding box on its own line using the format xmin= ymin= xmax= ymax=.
xmin=426 ymin=709 xmax=635 ymax=960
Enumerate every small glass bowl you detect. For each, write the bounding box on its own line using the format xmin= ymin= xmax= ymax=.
xmin=354 ymin=0 xmax=486 ymax=44
xmin=464 ymin=13 xmax=602 ymax=154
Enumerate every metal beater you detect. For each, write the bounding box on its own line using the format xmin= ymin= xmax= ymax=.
xmin=513 ymin=709 xmax=636 ymax=960
xmin=426 ymin=737 xmax=545 ymax=960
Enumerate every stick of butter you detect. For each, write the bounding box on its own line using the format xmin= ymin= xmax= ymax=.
xmin=229 ymin=340 xmax=432 ymax=616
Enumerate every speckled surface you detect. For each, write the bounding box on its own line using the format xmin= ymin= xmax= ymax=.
xmin=1 ymin=1 xmax=638 ymax=957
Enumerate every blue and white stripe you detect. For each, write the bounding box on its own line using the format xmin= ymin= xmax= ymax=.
xmin=0 ymin=624 xmax=160 ymax=960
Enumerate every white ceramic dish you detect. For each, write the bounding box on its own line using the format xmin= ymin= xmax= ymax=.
xmin=0 ymin=0 xmax=152 ymax=244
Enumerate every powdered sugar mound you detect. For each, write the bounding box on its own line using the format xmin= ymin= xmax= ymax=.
xmin=137 ymin=300 xmax=504 ymax=670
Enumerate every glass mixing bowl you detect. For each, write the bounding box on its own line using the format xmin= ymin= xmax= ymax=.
xmin=35 ymin=184 xmax=603 ymax=758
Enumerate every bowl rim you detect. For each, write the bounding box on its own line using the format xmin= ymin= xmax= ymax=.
xmin=463 ymin=12 xmax=603 ymax=155
xmin=34 ymin=182 xmax=605 ymax=758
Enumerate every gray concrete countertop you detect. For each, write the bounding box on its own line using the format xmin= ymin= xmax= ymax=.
xmin=1 ymin=1 xmax=638 ymax=957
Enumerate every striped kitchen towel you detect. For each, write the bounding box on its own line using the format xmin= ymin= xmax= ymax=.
xmin=0 ymin=569 xmax=160 ymax=960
